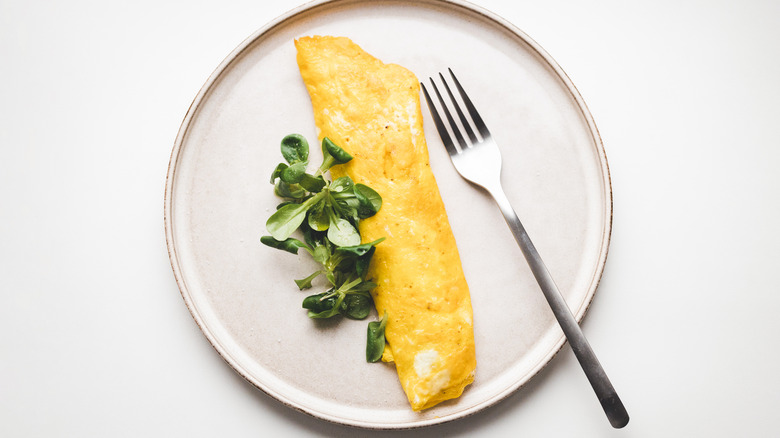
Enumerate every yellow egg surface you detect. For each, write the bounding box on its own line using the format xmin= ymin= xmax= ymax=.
xmin=295 ymin=36 xmax=476 ymax=411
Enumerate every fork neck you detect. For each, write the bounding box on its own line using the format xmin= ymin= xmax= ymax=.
xmin=479 ymin=177 xmax=506 ymax=204
xmin=485 ymin=183 xmax=516 ymax=225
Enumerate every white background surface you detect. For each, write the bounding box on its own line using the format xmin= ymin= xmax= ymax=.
xmin=1 ymin=0 xmax=778 ymax=436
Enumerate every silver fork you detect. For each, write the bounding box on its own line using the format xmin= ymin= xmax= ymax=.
xmin=421 ymin=69 xmax=629 ymax=429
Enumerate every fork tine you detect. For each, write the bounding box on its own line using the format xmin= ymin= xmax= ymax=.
xmin=428 ymin=77 xmax=469 ymax=151
xmin=421 ymin=82 xmax=458 ymax=156
xmin=448 ymin=68 xmax=491 ymax=139
xmin=439 ymin=72 xmax=478 ymax=144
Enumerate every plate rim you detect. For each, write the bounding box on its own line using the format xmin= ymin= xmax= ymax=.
xmin=164 ymin=0 xmax=613 ymax=429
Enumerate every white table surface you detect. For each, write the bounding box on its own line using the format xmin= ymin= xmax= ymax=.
xmin=2 ymin=0 xmax=779 ymax=436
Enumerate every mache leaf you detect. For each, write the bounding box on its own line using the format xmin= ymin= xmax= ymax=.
xmin=266 ymin=203 xmax=309 ymax=241
xmin=280 ymin=162 xmax=307 ymax=184
xmin=354 ymin=183 xmax=382 ymax=218
xmin=366 ymin=312 xmax=388 ymax=362
xmin=322 ymin=137 xmax=353 ymax=164
xmin=343 ymin=294 xmax=371 ymax=320
xmin=295 ymin=270 xmax=322 ymax=290
xmin=281 ymin=133 xmax=309 ymax=164
xmin=260 ymin=235 xmax=310 ymax=255
xmin=327 ymin=217 xmax=360 ymax=247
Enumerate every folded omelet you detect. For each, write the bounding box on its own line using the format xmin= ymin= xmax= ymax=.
xmin=295 ymin=36 xmax=476 ymax=411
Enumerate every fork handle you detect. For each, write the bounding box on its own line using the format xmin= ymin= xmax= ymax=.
xmin=490 ymin=186 xmax=629 ymax=429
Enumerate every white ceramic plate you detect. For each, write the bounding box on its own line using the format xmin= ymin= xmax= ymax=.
xmin=165 ymin=0 xmax=611 ymax=429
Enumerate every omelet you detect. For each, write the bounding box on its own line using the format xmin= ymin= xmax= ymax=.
xmin=295 ymin=36 xmax=476 ymax=411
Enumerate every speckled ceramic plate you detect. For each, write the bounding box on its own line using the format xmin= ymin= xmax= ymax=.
xmin=164 ymin=0 xmax=611 ymax=429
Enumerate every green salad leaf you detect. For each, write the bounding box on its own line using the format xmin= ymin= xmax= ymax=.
xmin=366 ymin=311 xmax=388 ymax=363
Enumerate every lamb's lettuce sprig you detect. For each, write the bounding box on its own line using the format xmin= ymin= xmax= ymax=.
xmin=261 ymin=134 xmax=385 ymax=326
